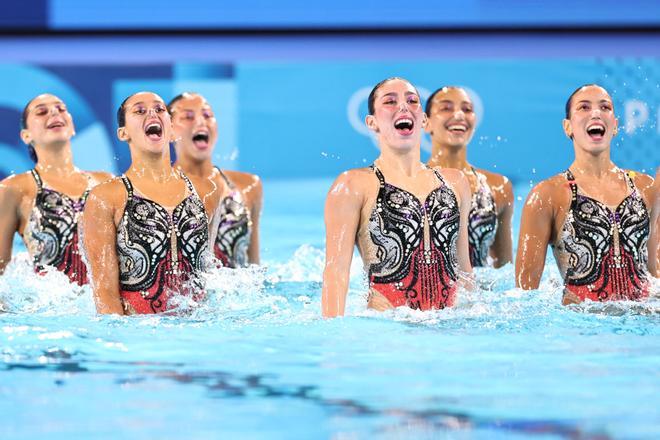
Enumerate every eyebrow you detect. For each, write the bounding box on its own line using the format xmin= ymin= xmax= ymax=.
xmin=381 ymin=91 xmax=418 ymax=98
xmin=32 ymin=101 xmax=64 ymax=109
xmin=576 ymin=99 xmax=612 ymax=105
xmin=129 ymin=100 xmax=164 ymax=108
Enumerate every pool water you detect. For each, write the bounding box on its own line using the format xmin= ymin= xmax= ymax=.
xmin=1 ymin=179 xmax=659 ymax=440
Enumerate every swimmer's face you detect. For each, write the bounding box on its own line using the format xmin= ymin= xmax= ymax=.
xmin=171 ymin=94 xmax=218 ymax=162
xmin=118 ymin=92 xmax=173 ymax=154
xmin=425 ymin=87 xmax=476 ymax=148
xmin=563 ymin=85 xmax=617 ymax=153
xmin=366 ymin=79 xmax=426 ymax=151
xmin=21 ymin=94 xmax=75 ymax=147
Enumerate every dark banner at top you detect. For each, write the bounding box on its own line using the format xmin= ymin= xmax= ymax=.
xmin=2 ymin=1 xmax=660 ymax=31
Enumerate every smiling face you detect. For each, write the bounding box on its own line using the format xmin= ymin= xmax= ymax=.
xmin=365 ymin=79 xmax=425 ymax=152
xmin=425 ymin=87 xmax=476 ymax=149
xmin=563 ymin=85 xmax=618 ymax=154
xmin=170 ymin=93 xmax=218 ymax=162
xmin=20 ymin=94 xmax=75 ymax=147
xmin=118 ymin=92 xmax=173 ymax=155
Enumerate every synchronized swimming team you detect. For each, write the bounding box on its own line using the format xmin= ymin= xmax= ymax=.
xmin=0 ymin=79 xmax=657 ymax=316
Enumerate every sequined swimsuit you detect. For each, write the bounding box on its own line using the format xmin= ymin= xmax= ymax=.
xmin=23 ymin=169 xmax=89 ymax=285
xmin=467 ymin=167 xmax=498 ymax=267
xmin=555 ymin=169 xmax=650 ymax=301
xmin=214 ymin=168 xmax=251 ymax=268
xmin=367 ymin=166 xmax=460 ymax=310
xmin=117 ymin=174 xmax=211 ymax=314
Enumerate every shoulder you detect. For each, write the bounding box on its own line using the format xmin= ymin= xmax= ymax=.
xmin=222 ymin=169 xmax=261 ymax=191
xmin=525 ymin=173 xmax=569 ymax=208
xmin=87 ymin=171 xmax=114 ymax=185
xmin=434 ymin=167 xmax=469 ymax=192
xmin=86 ymin=177 xmax=127 ymax=206
xmin=626 ymin=169 xmax=653 ymax=192
xmin=327 ymin=167 xmax=375 ymax=200
xmin=477 ymin=168 xmax=512 ymax=191
xmin=0 ymin=171 xmax=35 ymax=200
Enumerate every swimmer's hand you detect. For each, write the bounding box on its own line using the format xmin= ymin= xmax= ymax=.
xmin=562 ymin=290 xmax=582 ymax=306
xmin=367 ymin=290 xmax=394 ymax=311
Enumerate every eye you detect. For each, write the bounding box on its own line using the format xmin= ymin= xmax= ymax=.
xmin=155 ymin=105 xmax=166 ymax=113
xmin=35 ymin=108 xmax=48 ymax=116
xmin=463 ymin=105 xmax=474 ymax=113
xmin=182 ymin=111 xmax=194 ymax=120
xmin=203 ymin=111 xmax=214 ymax=119
xmin=577 ymin=103 xmax=589 ymax=111
xmin=382 ymin=99 xmax=397 ymax=106
xmin=407 ymin=96 xmax=420 ymax=105
xmin=134 ymin=107 xmax=146 ymax=115
xmin=601 ymin=104 xmax=612 ymax=111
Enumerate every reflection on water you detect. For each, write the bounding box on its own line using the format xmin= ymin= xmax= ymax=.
xmin=0 ymin=246 xmax=658 ymax=439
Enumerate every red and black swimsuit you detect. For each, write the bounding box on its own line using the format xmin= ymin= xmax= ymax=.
xmin=556 ymin=169 xmax=650 ymax=301
xmin=213 ymin=168 xmax=251 ymax=268
xmin=117 ymin=173 xmax=211 ymax=314
xmin=368 ymin=166 xmax=460 ymax=310
xmin=23 ymin=169 xmax=89 ymax=286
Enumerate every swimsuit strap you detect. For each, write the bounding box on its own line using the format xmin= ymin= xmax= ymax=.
xmin=370 ymin=165 xmax=387 ymax=188
xmin=470 ymin=166 xmax=487 ymax=190
xmin=622 ymin=170 xmax=637 ymax=193
xmin=215 ymin=166 xmax=236 ymax=190
xmin=179 ymin=171 xmax=199 ymax=199
xmin=565 ymin=169 xmax=579 ymax=206
xmin=431 ymin=167 xmax=447 ymax=187
xmin=30 ymin=168 xmax=44 ymax=192
xmin=120 ymin=175 xmax=134 ymax=199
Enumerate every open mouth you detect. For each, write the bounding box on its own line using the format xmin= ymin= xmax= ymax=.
xmin=586 ymin=122 xmax=606 ymax=140
xmin=144 ymin=122 xmax=163 ymax=140
xmin=192 ymin=131 xmax=209 ymax=148
xmin=47 ymin=121 xmax=65 ymax=130
xmin=394 ymin=117 xmax=414 ymax=135
xmin=446 ymin=123 xmax=468 ymax=134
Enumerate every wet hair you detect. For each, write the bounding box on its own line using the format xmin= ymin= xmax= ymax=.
xmin=21 ymin=97 xmax=38 ymax=162
xmin=167 ymin=92 xmax=199 ymax=114
xmin=564 ymin=83 xmax=605 ymax=119
xmin=116 ymin=94 xmax=136 ymax=128
xmin=367 ymin=77 xmax=420 ymax=115
xmin=424 ymin=86 xmax=462 ymax=116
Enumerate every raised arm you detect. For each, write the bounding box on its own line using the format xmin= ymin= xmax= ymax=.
xmin=0 ymin=180 xmax=21 ymax=274
xmin=490 ymin=178 xmax=514 ymax=268
xmin=515 ymin=182 xmax=555 ymax=289
xmin=322 ymin=172 xmax=363 ymax=318
xmin=82 ymin=184 xmax=124 ymax=314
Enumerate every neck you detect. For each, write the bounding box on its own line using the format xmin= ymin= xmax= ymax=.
xmin=127 ymin=149 xmax=176 ymax=183
xmin=34 ymin=142 xmax=76 ymax=176
xmin=376 ymin=147 xmax=423 ymax=177
xmin=174 ymin=154 xmax=214 ymax=178
xmin=571 ymin=145 xmax=615 ymax=178
xmin=427 ymin=142 xmax=469 ymax=170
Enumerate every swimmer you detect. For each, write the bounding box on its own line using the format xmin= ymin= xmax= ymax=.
xmin=322 ymin=77 xmax=472 ymax=317
xmin=168 ymin=93 xmax=262 ymax=268
xmin=649 ymin=167 xmax=659 ymax=278
xmin=82 ymin=92 xmax=221 ymax=314
xmin=426 ymin=86 xmax=514 ymax=268
xmin=0 ymin=94 xmax=112 ymax=285
xmin=516 ymin=84 xmax=656 ymax=304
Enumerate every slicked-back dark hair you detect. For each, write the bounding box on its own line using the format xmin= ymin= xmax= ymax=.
xmin=167 ymin=92 xmax=198 ymax=114
xmin=424 ymin=86 xmax=462 ymax=116
xmin=21 ymin=96 xmax=39 ymax=162
xmin=367 ymin=77 xmax=420 ymax=115
xmin=565 ymin=83 xmax=604 ymax=119
xmin=116 ymin=94 xmax=136 ymax=128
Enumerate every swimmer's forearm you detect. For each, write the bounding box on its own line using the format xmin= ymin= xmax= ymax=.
xmin=322 ymin=270 xmax=349 ymax=318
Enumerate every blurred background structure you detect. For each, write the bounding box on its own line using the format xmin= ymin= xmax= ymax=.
xmin=1 ymin=1 xmax=659 ymax=183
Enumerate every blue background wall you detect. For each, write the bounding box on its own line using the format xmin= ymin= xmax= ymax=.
xmin=0 ymin=4 xmax=659 ymax=184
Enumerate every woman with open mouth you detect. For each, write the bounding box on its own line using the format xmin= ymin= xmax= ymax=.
xmin=516 ymin=84 xmax=656 ymax=304
xmin=168 ymin=92 xmax=262 ymax=268
xmin=82 ymin=91 xmax=221 ymax=314
xmin=0 ymin=94 xmax=112 ymax=285
xmin=322 ymin=77 xmax=473 ymax=318
xmin=426 ymin=86 xmax=514 ymax=268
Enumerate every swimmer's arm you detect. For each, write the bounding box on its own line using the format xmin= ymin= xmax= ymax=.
xmin=490 ymin=179 xmax=514 ymax=268
xmin=0 ymin=182 xmax=20 ymax=274
xmin=322 ymin=172 xmax=362 ymax=318
xmin=247 ymin=177 xmax=263 ymax=265
xmin=515 ymin=183 xmax=554 ymax=289
xmin=453 ymin=172 xmax=474 ymax=289
xmin=82 ymin=188 xmax=124 ymax=315
xmin=648 ymin=173 xmax=660 ymax=277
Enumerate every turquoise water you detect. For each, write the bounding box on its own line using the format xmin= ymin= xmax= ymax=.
xmin=1 ymin=179 xmax=659 ymax=439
